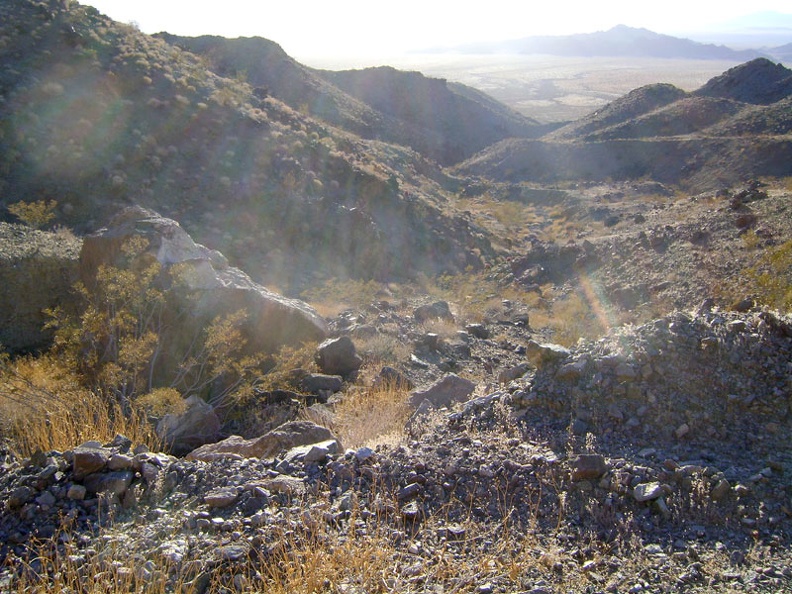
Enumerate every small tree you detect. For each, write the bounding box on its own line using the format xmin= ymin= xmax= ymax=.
xmin=7 ymin=199 xmax=58 ymax=229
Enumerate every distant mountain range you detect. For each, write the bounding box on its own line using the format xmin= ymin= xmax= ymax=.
xmin=429 ymin=25 xmax=777 ymax=61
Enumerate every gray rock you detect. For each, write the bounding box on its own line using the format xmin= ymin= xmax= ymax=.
xmin=556 ymin=358 xmax=588 ymax=381
xmin=67 ymin=484 xmax=87 ymax=501
xmin=79 ymin=207 xmax=327 ymax=375
xmin=156 ymin=395 xmax=221 ymax=456
xmin=83 ymin=471 xmax=134 ymax=496
xmin=408 ymin=374 xmax=476 ymax=410
xmin=283 ymin=439 xmax=340 ymax=465
xmin=711 ymin=479 xmax=731 ymax=501
xmin=186 ymin=421 xmax=338 ymax=461
xmin=315 ymin=336 xmax=362 ymax=376
xmin=525 ymin=341 xmax=570 ymax=367
xmin=375 ymin=366 xmax=414 ymax=389
xmin=301 ymin=373 xmax=343 ymax=394
xmin=634 ymin=482 xmax=664 ymax=502
xmin=498 ymin=362 xmax=530 ymax=384
xmin=414 ymin=301 xmax=454 ymax=324
xmin=464 ymin=323 xmax=489 ymax=339
xmin=107 ymin=453 xmax=134 ymax=471
xmin=205 ymin=488 xmax=239 ymax=508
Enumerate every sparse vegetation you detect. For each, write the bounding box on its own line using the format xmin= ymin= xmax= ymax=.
xmin=7 ymin=200 xmax=57 ymax=230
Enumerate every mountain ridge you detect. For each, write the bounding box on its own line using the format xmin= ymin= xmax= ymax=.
xmin=428 ymin=24 xmax=767 ymax=61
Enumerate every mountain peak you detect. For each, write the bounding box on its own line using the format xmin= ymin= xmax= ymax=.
xmin=696 ymin=57 xmax=792 ymax=104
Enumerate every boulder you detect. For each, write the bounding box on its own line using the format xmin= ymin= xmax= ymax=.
xmin=315 ymin=336 xmax=362 ymax=376
xmin=414 ymin=301 xmax=454 ymax=324
xmin=156 ymin=395 xmax=221 ymax=456
xmin=79 ymin=207 xmax=327 ymax=376
xmin=301 ymin=373 xmax=343 ymax=394
xmin=72 ymin=442 xmax=111 ymax=480
xmin=571 ymin=454 xmax=609 ymax=481
xmin=525 ymin=340 xmax=571 ymax=368
xmin=186 ymin=421 xmax=338 ymax=461
xmin=0 ymin=223 xmax=81 ymax=352
xmin=408 ymin=374 xmax=475 ymax=410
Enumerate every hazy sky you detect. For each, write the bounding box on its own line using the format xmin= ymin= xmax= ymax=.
xmin=84 ymin=1 xmax=792 ymax=63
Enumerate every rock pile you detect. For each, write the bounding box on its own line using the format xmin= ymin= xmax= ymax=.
xmin=1 ymin=307 xmax=790 ymax=592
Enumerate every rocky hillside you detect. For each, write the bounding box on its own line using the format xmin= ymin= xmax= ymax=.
xmin=0 ymin=0 xmax=495 ymax=291
xmin=158 ymin=35 xmax=543 ymax=166
xmin=1 ymin=300 xmax=790 ymax=592
xmin=459 ymin=59 xmax=792 ymax=190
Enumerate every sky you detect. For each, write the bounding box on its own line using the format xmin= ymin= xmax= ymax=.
xmin=84 ymin=1 xmax=792 ymax=64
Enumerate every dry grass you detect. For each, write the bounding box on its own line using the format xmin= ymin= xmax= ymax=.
xmin=0 ymin=354 xmax=158 ymax=458
xmin=353 ymin=333 xmax=413 ymax=367
xmin=333 ymin=378 xmax=411 ymax=449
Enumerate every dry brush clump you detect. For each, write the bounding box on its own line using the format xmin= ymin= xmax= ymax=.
xmin=0 ymin=353 xmax=158 ymax=458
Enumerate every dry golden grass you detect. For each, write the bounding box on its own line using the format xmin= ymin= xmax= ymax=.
xmin=333 ymin=378 xmax=411 ymax=449
xmin=0 ymin=354 xmax=158 ymax=458
xmin=353 ymin=332 xmax=412 ymax=367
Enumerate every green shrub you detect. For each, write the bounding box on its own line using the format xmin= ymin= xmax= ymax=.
xmin=7 ymin=199 xmax=57 ymax=229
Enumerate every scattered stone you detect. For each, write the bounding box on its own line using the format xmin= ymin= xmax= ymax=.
xmin=634 ymin=482 xmax=664 ymax=502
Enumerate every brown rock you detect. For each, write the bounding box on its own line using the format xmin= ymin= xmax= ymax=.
xmin=187 ymin=421 xmax=338 ymax=461
xmin=157 ymin=395 xmax=221 ymax=456
xmin=571 ymin=454 xmax=609 ymax=481
xmin=72 ymin=443 xmax=111 ymax=480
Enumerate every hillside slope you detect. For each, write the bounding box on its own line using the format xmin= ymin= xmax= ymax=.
xmin=0 ymin=0 xmax=497 ymax=291
xmin=157 ymin=35 xmax=542 ymax=166
xmin=458 ymin=59 xmax=792 ymax=190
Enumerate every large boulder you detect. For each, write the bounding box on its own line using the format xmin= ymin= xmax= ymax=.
xmin=408 ymin=373 xmax=476 ymax=410
xmin=186 ymin=420 xmax=338 ymax=461
xmin=315 ymin=336 xmax=362 ymax=377
xmin=156 ymin=395 xmax=222 ymax=456
xmin=79 ymin=207 xmax=327 ymax=371
xmin=0 ymin=223 xmax=81 ymax=352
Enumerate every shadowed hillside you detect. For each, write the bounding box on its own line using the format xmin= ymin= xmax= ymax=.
xmin=458 ymin=59 xmax=792 ymax=190
xmin=0 ymin=0 xmax=497 ymax=291
xmin=157 ymin=35 xmax=544 ymax=166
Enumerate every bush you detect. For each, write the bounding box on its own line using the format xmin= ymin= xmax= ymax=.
xmin=7 ymin=199 xmax=57 ymax=229
xmin=751 ymin=239 xmax=792 ymax=311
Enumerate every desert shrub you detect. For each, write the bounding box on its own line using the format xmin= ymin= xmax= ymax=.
xmin=255 ymin=341 xmax=318 ymax=393
xmin=750 ymin=239 xmax=792 ymax=311
xmin=354 ymin=332 xmax=412 ymax=366
xmin=46 ymin=238 xmax=269 ymax=412
xmin=530 ymin=290 xmax=612 ymax=346
xmin=0 ymin=353 xmax=157 ymax=457
xmin=134 ymin=387 xmax=187 ymax=418
xmin=7 ymin=199 xmax=57 ymax=229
